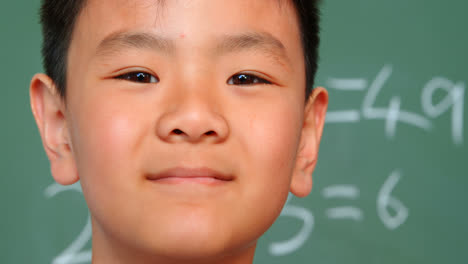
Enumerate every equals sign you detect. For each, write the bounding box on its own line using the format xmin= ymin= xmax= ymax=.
xmin=322 ymin=185 xmax=364 ymax=221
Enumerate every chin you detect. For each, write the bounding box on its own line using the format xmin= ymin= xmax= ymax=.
xmin=138 ymin=211 xmax=254 ymax=261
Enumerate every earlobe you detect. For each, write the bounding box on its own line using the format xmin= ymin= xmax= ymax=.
xmin=290 ymin=87 xmax=328 ymax=197
xmin=30 ymin=74 xmax=79 ymax=185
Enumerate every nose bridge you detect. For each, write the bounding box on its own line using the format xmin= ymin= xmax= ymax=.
xmin=156 ymin=71 xmax=229 ymax=144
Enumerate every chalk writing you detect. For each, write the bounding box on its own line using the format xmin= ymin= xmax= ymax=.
xmin=421 ymin=77 xmax=465 ymax=145
xmin=269 ymin=205 xmax=314 ymax=256
xmin=44 ymin=183 xmax=92 ymax=264
xmin=377 ymin=170 xmax=409 ymax=230
xmin=326 ymin=65 xmax=465 ymax=145
xmin=269 ymin=169 xmax=408 ymax=256
xmin=323 ymin=185 xmax=363 ymax=221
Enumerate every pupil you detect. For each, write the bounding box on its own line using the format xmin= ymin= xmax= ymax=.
xmin=137 ymin=73 xmax=146 ymax=82
xmin=239 ymin=74 xmax=249 ymax=83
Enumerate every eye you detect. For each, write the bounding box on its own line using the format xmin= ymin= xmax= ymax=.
xmin=115 ymin=72 xmax=159 ymax=83
xmin=227 ymin=73 xmax=271 ymax=85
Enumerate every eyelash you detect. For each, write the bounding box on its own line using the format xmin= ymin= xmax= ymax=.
xmin=227 ymin=73 xmax=272 ymax=86
xmin=114 ymin=72 xmax=271 ymax=86
xmin=115 ymin=72 xmax=159 ymax=83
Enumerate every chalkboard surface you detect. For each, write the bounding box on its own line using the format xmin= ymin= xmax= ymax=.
xmin=1 ymin=1 xmax=467 ymax=263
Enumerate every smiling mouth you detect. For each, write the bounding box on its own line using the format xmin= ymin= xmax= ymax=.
xmin=146 ymin=166 xmax=234 ymax=185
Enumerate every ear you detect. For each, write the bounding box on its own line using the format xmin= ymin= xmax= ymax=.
xmin=290 ymin=87 xmax=328 ymax=197
xmin=30 ymin=73 xmax=79 ymax=185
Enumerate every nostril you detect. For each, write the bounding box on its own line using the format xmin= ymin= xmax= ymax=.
xmin=173 ymin=129 xmax=184 ymax=135
xmin=205 ymin=131 xmax=216 ymax=136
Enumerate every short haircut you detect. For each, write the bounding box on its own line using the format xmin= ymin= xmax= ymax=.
xmin=40 ymin=0 xmax=320 ymax=102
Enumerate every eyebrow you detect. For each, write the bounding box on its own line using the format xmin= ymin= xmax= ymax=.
xmin=95 ymin=31 xmax=176 ymax=57
xmin=214 ymin=31 xmax=291 ymax=69
xmin=95 ymin=31 xmax=291 ymax=70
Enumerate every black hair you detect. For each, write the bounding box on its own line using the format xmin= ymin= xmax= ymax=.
xmin=292 ymin=0 xmax=321 ymax=101
xmin=40 ymin=0 xmax=320 ymax=101
xmin=40 ymin=0 xmax=87 ymax=100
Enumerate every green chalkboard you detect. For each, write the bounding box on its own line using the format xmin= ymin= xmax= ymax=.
xmin=1 ymin=1 xmax=467 ymax=263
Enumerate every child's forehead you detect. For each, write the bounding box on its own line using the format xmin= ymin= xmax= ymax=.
xmin=79 ymin=0 xmax=298 ymax=33
xmin=72 ymin=0 xmax=303 ymax=68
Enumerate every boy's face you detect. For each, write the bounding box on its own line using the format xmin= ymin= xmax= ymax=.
xmin=31 ymin=0 xmax=327 ymax=262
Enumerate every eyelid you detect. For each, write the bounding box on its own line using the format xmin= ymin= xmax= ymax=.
xmin=109 ymin=67 xmax=157 ymax=78
xmin=237 ymin=71 xmax=272 ymax=81
xmin=228 ymin=71 xmax=274 ymax=85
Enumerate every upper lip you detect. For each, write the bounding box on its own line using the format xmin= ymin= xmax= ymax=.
xmin=146 ymin=167 xmax=234 ymax=181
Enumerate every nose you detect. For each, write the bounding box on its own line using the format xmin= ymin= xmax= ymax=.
xmin=156 ymin=95 xmax=229 ymax=144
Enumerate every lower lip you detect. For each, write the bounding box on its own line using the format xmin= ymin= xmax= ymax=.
xmin=149 ymin=177 xmax=227 ymax=185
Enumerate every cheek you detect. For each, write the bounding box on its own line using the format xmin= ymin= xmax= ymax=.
xmin=247 ymin=101 xmax=302 ymax=175
xmin=224 ymin=96 xmax=304 ymax=241
xmin=235 ymin=96 xmax=303 ymax=208
xmin=78 ymin=107 xmax=139 ymax=172
xmin=69 ymin=93 xmax=148 ymax=211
